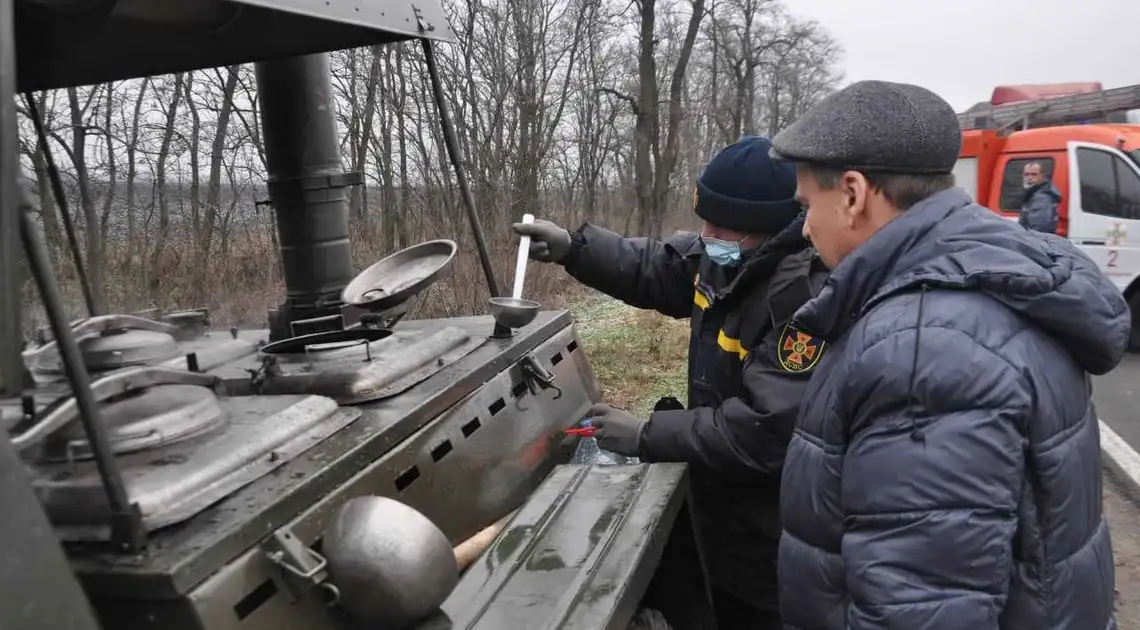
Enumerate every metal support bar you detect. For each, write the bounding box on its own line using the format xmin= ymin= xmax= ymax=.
xmin=419 ymin=37 xmax=512 ymax=338
xmin=24 ymin=93 xmax=96 ymax=317
xmin=0 ymin=0 xmax=20 ymax=397
xmin=18 ymin=194 xmax=144 ymax=552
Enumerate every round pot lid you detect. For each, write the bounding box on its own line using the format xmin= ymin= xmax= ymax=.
xmin=43 ymin=383 xmax=225 ymax=461
xmin=341 ymin=239 xmax=457 ymax=311
xmin=79 ymin=329 xmax=177 ymax=370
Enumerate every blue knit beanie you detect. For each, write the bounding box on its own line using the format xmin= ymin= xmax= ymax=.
xmin=695 ymin=136 xmax=800 ymax=234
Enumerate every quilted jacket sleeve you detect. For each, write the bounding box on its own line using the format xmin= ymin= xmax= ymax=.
xmin=562 ymin=223 xmax=701 ymax=319
xmin=840 ymin=324 xmax=1028 ymax=629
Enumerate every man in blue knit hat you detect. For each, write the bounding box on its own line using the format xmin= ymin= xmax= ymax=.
xmin=513 ymin=136 xmax=829 ymax=629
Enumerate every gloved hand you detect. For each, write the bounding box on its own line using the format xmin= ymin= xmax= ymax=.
xmin=585 ymin=403 xmax=646 ymax=456
xmin=512 ymin=219 xmax=572 ymax=263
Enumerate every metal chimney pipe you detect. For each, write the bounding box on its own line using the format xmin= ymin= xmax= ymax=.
xmin=254 ymin=54 xmax=358 ymax=341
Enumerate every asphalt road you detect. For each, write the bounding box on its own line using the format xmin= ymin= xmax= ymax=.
xmin=1093 ymin=354 xmax=1140 ymax=620
xmin=1105 ymin=474 xmax=1140 ymax=625
xmin=1095 ymin=354 xmax=1140 ymax=451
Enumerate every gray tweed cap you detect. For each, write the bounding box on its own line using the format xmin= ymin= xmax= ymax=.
xmin=770 ymin=80 xmax=962 ymax=174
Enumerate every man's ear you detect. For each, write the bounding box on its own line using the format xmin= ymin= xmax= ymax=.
xmin=839 ymin=170 xmax=870 ymax=228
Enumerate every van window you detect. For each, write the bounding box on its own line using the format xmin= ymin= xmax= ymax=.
xmin=952 ymin=158 xmax=978 ymax=200
xmin=999 ymin=157 xmax=1055 ymax=211
xmin=1076 ymin=147 xmax=1140 ymax=220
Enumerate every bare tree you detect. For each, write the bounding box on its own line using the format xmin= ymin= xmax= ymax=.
xmin=14 ymin=0 xmax=843 ymax=326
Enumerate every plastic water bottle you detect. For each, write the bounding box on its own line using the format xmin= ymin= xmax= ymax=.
xmin=570 ymin=426 xmax=602 ymax=464
xmin=570 ymin=419 xmax=640 ymax=466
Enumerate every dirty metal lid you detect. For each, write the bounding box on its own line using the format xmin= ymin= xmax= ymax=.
xmin=41 ymin=383 xmax=225 ymax=462
xmin=341 ymin=239 xmax=458 ymax=312
xmin=259 ymin=327 xmax=393 ymax=357
xmin=79 ymin=329 xmax=178 ymax=370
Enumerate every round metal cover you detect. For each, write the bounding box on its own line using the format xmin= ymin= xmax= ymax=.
xmin=79 ymin=329 xmax=177 ymax=370
xmin=46 ymin=384 xmax=225 ymax=461
xmin=341 ymin=239 xmax=458 ymax=311
xmin=260 ymin=328 xmax=393 ymax=356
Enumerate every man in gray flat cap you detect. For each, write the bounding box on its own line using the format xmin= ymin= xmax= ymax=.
xmin=771 ymin=79 xmax=1125 ymax=629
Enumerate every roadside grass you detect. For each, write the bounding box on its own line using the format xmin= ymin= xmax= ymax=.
xmin=570 ymin=291 xmax=690 ymax=417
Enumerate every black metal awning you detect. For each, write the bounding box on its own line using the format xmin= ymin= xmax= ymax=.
xmin=15 ymin=0 xmax=456 ymax=92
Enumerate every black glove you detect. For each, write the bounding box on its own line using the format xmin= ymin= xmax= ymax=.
xmin=585 ymin=403 xmax=646 ymax=456
xmin=512 ymin=219 xmax=572 ymax=264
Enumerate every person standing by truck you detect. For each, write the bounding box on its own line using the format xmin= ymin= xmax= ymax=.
xmin=512 ymin=136 xmax=828 ymax=629
xmin=772 ymin=79 xmax=1124 ymax=630
xmin=1018 ymin=160 xmax=1062 ymax=233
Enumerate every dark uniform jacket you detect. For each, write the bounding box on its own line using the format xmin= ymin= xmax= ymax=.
xmin=1018 ymin=180 xmax=1062 ymax=234
xmin=561 ymin=215 xmax=828 ymax=611
xmin=780 ymin=188 xmax=1126 ymax=629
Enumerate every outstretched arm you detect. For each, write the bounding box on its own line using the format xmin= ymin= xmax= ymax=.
xmin=840 ymin=327 xmax=1026 ymax=629
xmin=562 ymin=224 xmax=702 ymax=319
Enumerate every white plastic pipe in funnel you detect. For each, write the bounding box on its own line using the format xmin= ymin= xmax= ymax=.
xmin=512 ymin=213 xmax=534 ymax=300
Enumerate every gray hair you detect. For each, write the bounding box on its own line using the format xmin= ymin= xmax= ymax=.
xmin=799 ymin=163 xmax=955 ymax=212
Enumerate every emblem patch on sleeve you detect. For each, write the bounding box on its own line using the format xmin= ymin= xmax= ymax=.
xmin=777 ymin=324 xmax=825 ymax=373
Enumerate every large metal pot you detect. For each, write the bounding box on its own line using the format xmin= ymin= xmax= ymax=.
xmin=323 ymin=496 xmax=458 ymax=628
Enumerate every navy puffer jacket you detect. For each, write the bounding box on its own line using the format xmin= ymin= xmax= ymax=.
xmin=779 ymin=188 xmax=1129 ymax=629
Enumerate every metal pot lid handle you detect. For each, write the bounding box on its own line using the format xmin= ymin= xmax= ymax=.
xmin=9 ymin=366 xmax=224 ymax=452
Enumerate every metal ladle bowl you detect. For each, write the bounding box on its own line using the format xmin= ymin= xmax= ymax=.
xmin=490 ymin=213 xmax=541 ymax=331
xmin=322 ymin=496 xmax=458 ymax=628
xmin=488 ymin=296 xmax=540 ymax=329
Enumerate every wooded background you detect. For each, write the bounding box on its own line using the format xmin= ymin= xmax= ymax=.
xmin=16 ymin=0 xmax=842 ymax=332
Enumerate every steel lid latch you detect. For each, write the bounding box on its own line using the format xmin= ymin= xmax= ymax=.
xmin=263 ymin=528 xmax=340 ymax=607
xmin=520 ymin=354 xmax=561 ymax=399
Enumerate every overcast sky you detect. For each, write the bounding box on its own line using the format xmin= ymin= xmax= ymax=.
xmin=791 ymin=0 xmax=1140 ymax=112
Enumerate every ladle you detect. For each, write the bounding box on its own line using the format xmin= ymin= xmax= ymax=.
xmin=489 ymin=213 xmax=540 ymax=331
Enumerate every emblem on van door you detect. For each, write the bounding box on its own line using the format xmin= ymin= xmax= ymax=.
xmin=1108 ymin=223 xmax=1127 ymax=246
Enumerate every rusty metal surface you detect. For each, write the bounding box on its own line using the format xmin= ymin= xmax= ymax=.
xmin=15 ymin=0 xmax=457 ymax=92
xmin=70 ymin=311 xmax=578 ymax=601
xmin=420 ymin=463 xmax=689 ymax=630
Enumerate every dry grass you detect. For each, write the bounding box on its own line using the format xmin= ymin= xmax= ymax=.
xmin=19 ymin=201 xmax=703 ymax=339
xmin=19 ymin=227 xmax=587 ymax=335
xmin=570 ymin=291 xmax=691 ymax=417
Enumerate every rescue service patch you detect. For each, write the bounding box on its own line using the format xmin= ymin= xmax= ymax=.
xmin=777 ymin=324 xmax=825 ymax=373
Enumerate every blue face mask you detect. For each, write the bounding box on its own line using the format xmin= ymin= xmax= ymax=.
xmin=702 ymin=237 xmax=743 ymax=265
